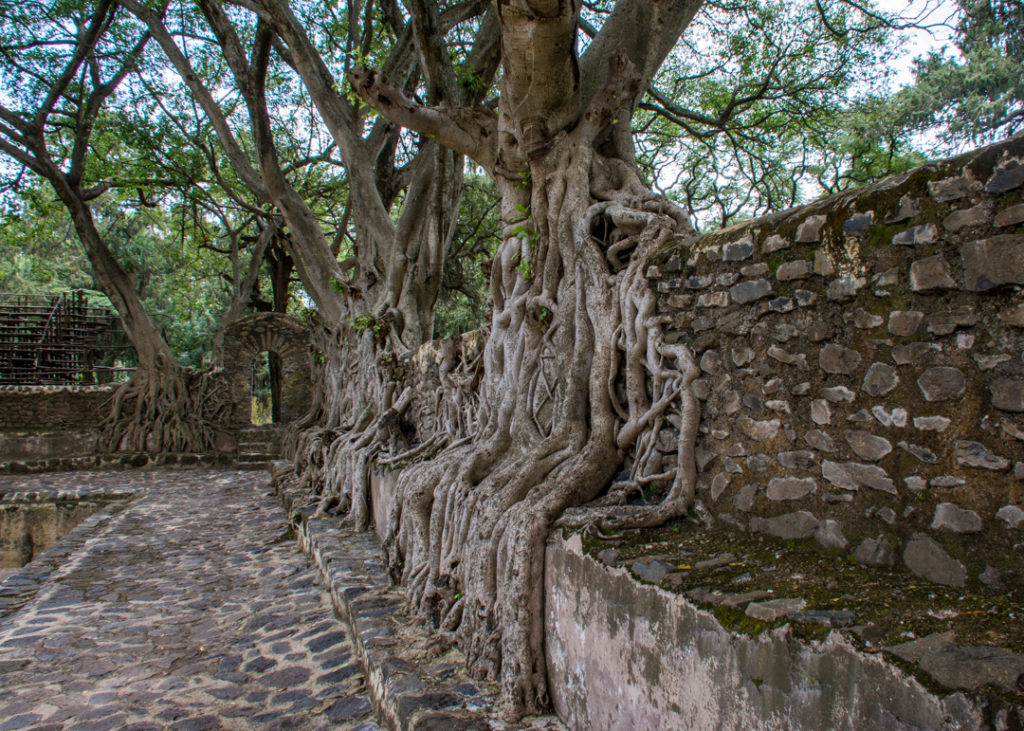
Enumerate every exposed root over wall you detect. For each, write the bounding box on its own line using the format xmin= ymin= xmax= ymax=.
xmin=100 ymin=356 xmax=232 ymax=454
xmin=379 ymin=136 xmax=702 ymax=717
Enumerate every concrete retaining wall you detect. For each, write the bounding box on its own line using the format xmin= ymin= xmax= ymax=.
xmin=367 ymin=468 xmax=993 ymax=729
xmin=542 ymin=533 xmax=982 ymax=730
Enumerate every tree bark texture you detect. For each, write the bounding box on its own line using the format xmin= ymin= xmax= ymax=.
xmin=343 ymin=0 xmax=706 ymax=716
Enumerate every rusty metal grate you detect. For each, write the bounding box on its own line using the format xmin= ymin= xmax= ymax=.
xmin=0 ymin=291 xmax=133 ymax=385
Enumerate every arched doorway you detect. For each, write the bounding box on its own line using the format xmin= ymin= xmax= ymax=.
xmin=220 ymin=313 xmax=312 ymax=426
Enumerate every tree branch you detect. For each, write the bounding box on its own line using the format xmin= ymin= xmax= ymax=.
xmin=349 ymin=66 xmax=497 ymax=171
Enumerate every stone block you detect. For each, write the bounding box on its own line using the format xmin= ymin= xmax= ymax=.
xmin=810 ymin=399 xmax=831 ymax=425
xmin=821 ymin=460 xmax=897 ymax=494
xmin=777 ymin=450 xmax=816 ymax=470
xmin=843 ymin=211 xmax=874 ymax=235
xmin=961 ymin=235 xmax=1024 ymax=291
xmin=990 ymin=378 xmax=1024 ymax=412
xmin=745 ymin=598 xmax=806 ymax=621
xmin=984 ymin=160 xmax=1024 ymax=193
xmin=768 ymin=345 xmax=808 ymax=370
xmin=892 ymin=223 xmax=938 ymax=245
xmin=995 ymin=505 xmax=1024 ymax=529
xmin=917 ymin=367 xmax=965 ymax=402
xmin=819 ymin=344 xmax=862 ymax=375
xmin=794 ymin=289 xmax=817 ymax=307
xmin=925 ymin=306 xmax=978 ymax=336
xmin=821 ymin=385 xmax=856 ymax=402
xmin=795 ymin=214 xmax=827 ymax=242
xmin=903 ymin=533 xmax=967 ymax=587
xmin=898 ymin=441 xmax=938 ymax=464
xmin=905 ymin=476 xmax=927 ymax=492
xmin=928 ymin=175 xmax=971 ymax=202
xmin=730 ymin=344 xmax=754 ymax=366
xmin=826 ymin=274 xmax=864 ymax=301
xmin=891 ymin=342 xmax=940 ymax=366
xmin=762 ymin=234 xmax=790 ymax=253
xmin=766 ymin=477 xmax=817 ymax=501
xmin=722 ymin=237 xmax=754 ymax=261
xmin=738 ymin=417 xmax=780 ymax=440
xmin=729 ymin=279 xmax=772 ymax=305
xmin=920 ymin=646 xmax=1024 ymax=693
xmin=854 ymin=536 xmax=896 ymax=566
xmin=804 ymin=429 xmax=835 ymax=452
xmin=749 ymin=511 xmax=819 ymax=539
xmin=942 ymin=205 xmax=989 ymax=232
xmin=888 ymin=631 xmax=956 ymax=663
xmin=697 ymin=291 xmax=730 ymax=308
xmin=872 ymin=406 xmax=907 ymax=427
xmin=846 ymin=431 xmax=893 ymax=461
xmin=994 ymin=202 xmax=1024 ymax=227
xmin=954 ymin=440 xmax=1010 ymax=471
xmin=910 ymin=255 xmax=956 ymax=291
xmin=913 ymin=416 xmax=950 ymax=432
xmin=819 ymin=458 xmax=892 ymax=493
xmin=846 ymin=308 xmax=883 ymax=329
xmin=733 ymin=484 xmax=758 ymax=512
xmin=862 ymin=363 xmax=898 ymax=397
xmin=931 ymin=503 xmax=983 ymax=533
xmin=776 ymin=260 xmax=813 ymax=281
xmin=814 ymin=519 xmax=848 ymax=550
xmin=885 ymin=194 xmax=921 ymax=223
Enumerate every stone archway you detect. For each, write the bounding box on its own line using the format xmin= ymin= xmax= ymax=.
xmin=220 ymin=313 xmax=311 ymax=426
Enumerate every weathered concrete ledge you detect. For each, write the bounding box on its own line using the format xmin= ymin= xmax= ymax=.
xmin=543 ymin=532 xmax=1009 ymax=730
xmin=0 ymin=498 xmax=135 ymax=618
xmin=273 ymin=461 xmax=565 ymax=731
xmin=365 ymin=466 xmax=1020 ymax=729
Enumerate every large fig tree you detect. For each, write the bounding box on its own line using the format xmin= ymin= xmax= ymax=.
xmin=349 ymin=0 xmax=708 ymax=715
xmin=0 ymin=0 xmax=235 ymax=451
xmin=119 ymin=0 xmax=502 ymax=521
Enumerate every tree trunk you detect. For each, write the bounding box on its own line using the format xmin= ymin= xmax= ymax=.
xmin=55 ymin=184 xmax=231 ymax=454
xmin=350 ymin=1 xmax=708 ymax=715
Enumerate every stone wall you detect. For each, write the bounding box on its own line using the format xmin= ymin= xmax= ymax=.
xmin=0 ymin=385 xmax=115 ymax=431
xmin=646 ymin=134 xmax=1024 ymax=588
xmin=0 ymin=386 xmax=112 ymax=469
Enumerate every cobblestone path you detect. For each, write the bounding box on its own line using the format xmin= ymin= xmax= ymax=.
xmin=0 ymin=468 xmax=379 ymax=730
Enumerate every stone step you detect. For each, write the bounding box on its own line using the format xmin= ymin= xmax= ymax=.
xmin=275 ymin=468 xmax=566 ymax=731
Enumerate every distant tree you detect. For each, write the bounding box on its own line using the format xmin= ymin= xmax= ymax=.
xmin=899 ymin=0 xmax=1024 ymax=145
xmin=633 ymin=0 xmax=918 ymax=227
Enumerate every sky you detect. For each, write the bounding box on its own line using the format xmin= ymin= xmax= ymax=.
xmin=876 ymin=0 xmax=962 ymax=87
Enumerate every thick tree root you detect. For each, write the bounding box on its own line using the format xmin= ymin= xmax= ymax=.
xmin=380 ymin=137 xmax=701 ymax=717
xmin=100 ymin=357 xmax=231 ymax=453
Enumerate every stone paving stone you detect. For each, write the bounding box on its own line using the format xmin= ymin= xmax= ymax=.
xmin=0 ymin=468 xmax=377 ymax=730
